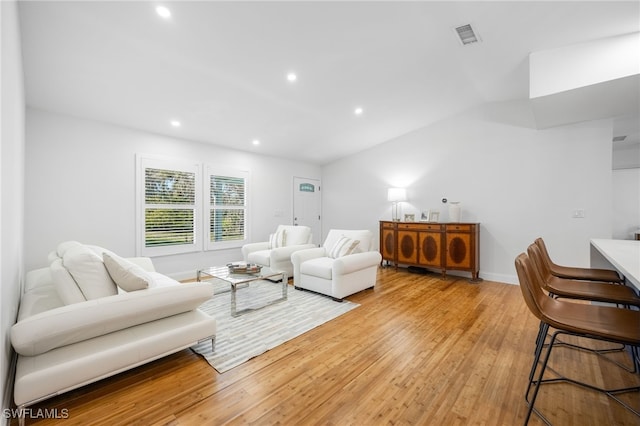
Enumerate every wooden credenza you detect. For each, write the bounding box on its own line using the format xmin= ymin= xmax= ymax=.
xmin=380 ymin=221 xmax=480 ymax=281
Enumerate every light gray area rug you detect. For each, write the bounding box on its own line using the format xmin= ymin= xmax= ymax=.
xmin=191 ymin=280 xmax=359 ymax=373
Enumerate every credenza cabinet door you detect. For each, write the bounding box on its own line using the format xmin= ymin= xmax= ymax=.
xmin=380 ymin=225 xmax=396 ymax=263
xmin=445 ymin=224 xmax=480 ymax=279
xmin=446 ymin=230 xmax=472 ymax=269
xmin=397 ymin=230 xmax=419 ymax=264
xmin=418 ymin=230 xmax=443 ymax=268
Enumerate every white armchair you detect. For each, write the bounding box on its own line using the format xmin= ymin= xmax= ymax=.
xmin=241 ymin=225 xmax=315 ymax=277
xmin=291 ymin=229 xmax=381 ymax=301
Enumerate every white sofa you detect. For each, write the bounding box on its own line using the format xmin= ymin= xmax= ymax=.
xmin=291 ymin=229 xmax=381 ymax=301
xmin=11 ymin=241 xmax=216 ymax=421
xmin=241 ymin=225 xmax=315 ymax=277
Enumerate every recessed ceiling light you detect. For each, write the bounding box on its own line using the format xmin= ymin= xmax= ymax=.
xmin=156 ymin=6 xmax=171 ymax=19
xmin=170 ymin=120 xmax=181 ymax=127
xmin=354 ymin=107 xmax=364 ymax=116
xmin=252 ymin=139 xmax=261 ymax=146
xmin=286 ymin=72 xmax=297 ymax=82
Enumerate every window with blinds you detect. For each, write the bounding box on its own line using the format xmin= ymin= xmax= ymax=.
xmin=137 ymin=156 xmax=202 ymax=256
xmin=137 ymin=155 xmax=248 ymax=255
xmin=144 ymin=168 xmax=196 ymax=248
xmin=206 ymin=170 xmax=249 ymax=250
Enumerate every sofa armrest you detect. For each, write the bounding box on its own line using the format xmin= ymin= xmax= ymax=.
xmin=334 ymin=251 xmax=382 ymax=275
xmin=11 ymin=281 xmax=214 ymax=356
xmin=241 ymin=242 xmax=270 ymax=261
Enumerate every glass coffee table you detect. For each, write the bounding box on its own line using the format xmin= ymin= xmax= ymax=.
xmin=196 ymin=265 xmax=287 ymax=317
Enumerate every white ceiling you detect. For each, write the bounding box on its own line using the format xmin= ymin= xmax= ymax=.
xmin=18 ymin=1 xmax=640 ymax=165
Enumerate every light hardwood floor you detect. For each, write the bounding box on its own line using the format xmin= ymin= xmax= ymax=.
xmin=16 ymin=267 xmax=640 ymax=425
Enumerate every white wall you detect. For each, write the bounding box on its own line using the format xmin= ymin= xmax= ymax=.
xmin=322 ymin=100 xmax=614 ymax=284
xmin=612 ymin=168 xmax=640 ymax=239
xmin=613 ymin=144 xmax=640 ymax=169
xmin=24 ymin=108 xmax=321 ymax=277
xmin=1 ymin=0 xmax=25 ymax=416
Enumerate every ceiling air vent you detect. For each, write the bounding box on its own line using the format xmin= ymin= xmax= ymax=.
xmin=455 ymin=24 xmax=480 ymax=45
xmin=612 ymin=135 xmax=627 ymax=142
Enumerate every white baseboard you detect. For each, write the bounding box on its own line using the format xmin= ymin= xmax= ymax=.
xmin=386 ymin=265 xmax=518 ymax=286
xmin=479 ymin=272 xmax=518 ymax=285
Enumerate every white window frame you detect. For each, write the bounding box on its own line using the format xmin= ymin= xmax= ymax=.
xmin=204 ymin=165 xmax=250 ymax=251
xmin=136 ymin=155 xmax=202 ymax=257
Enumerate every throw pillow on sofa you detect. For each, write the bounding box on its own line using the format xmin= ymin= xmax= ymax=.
xmin=103 ymin=253 xmax=152 ymax=292
xmin=62 ymin=245 xmax=117 ymax=300
xmin=51 ymin=258 xmax=87 ymax=305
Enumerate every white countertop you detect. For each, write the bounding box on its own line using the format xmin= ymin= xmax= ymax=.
xmin=590 ymin=239 xmax=640 ymax=290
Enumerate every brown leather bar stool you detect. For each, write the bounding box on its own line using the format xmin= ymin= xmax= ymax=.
xmin=534 ymin=237 xmax=624 ymax=283
xmin=515 ymin=253 xmax=640 ymax=425
xmin=528 ymin=244 xmax=640 ymax=307
xmin=528 ymin=243 xmax=640 ymax=372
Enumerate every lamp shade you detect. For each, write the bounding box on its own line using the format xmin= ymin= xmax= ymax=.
xmin=387 ymin=187 xmax=407 ymax=202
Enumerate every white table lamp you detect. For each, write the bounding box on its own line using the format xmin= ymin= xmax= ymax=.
xmin=387 ymin=188 xmax=407 ymax=221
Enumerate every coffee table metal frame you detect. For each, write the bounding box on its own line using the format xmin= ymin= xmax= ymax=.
xmin=196 ymin=266 xmax=287 ymax=317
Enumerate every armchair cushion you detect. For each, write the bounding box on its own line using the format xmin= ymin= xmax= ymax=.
xmin=300 ymin=257 xmax=334 ymax=280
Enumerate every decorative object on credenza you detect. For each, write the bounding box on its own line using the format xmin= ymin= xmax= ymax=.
xmin=420 ymin=210 xmax=430 ymax=222
xmin=387 ymin=187 xmax=407 ymax=222
xmin=428 ymin=210 xmax=440 ymax=222
xmin=449 ymin=201 xmax=461 ymax=222
xmin=404 ymin=213 xmax=415 ymax=222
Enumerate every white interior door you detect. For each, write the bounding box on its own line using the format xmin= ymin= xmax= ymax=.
xmin=293 ymin=177 xmax=321 ymax=246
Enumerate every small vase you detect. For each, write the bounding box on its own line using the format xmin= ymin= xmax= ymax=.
xmin=449 ymin=202 xmax=461 ymax=222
